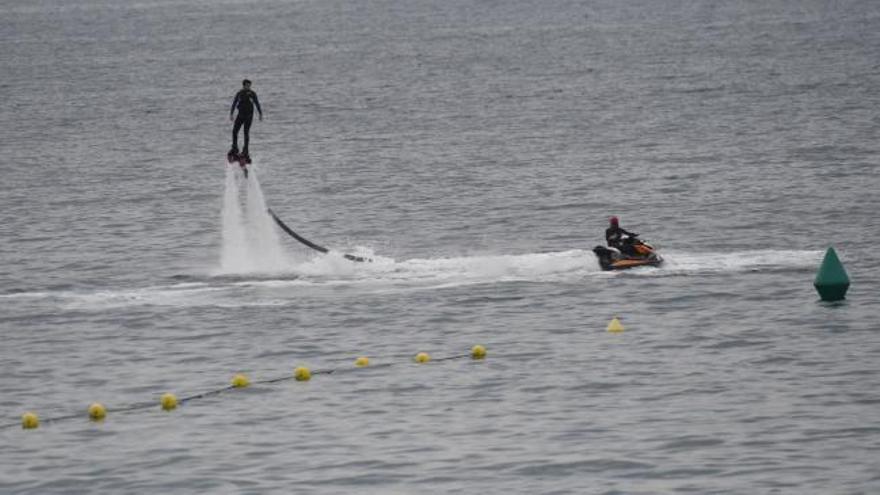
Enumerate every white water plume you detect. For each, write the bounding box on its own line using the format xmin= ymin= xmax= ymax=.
xmin=219 ymin=164 xmax=290 ymax=274
xmin=244 ymin=169 xmax=288 ymax=269
xmin=220 ymin=166 xmax=247 ymax=272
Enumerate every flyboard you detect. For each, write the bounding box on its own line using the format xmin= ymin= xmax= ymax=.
xmin=227 ymin=150 xmax=251 ymax=177
xmin=267 ymin=208 xmax=370 ymax=263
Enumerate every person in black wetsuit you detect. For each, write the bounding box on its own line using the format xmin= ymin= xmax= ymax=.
xmin=229 ymin=79 xmax=263 ymax=157
xmin=605 ymin=216 xmax=639 ymax=255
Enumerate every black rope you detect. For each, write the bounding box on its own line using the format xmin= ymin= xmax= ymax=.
xmin=267 ymin=208 xmax=370 ymax=263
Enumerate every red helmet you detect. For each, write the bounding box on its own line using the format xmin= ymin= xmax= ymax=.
xmin=609 ymin=216 xmax=619 ymax=227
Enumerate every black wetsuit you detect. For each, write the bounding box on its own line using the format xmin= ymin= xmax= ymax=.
xmin=606 ymin=226 xmax=638 ymax=255
xmin=230 ymin=89 xmax=262 ymax=155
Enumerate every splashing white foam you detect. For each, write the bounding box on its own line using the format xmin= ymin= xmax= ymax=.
xmin=220 ymin=166 xmax=247 ymax=272
xmin=218 ymin=164 xmax=291 ymax=275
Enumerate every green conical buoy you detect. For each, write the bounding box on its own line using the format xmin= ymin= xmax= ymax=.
xmin=814 ymin=247 xmax=850 ymax=301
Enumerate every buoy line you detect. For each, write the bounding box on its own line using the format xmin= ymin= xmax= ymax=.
xmin=7 ymin=346 xmax=488 ymax=430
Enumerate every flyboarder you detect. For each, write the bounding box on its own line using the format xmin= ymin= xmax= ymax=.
xmin=229 ymin=79 xmax=263 ymax=162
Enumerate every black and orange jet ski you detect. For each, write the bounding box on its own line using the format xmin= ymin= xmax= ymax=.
xmin=593 ymin=235 xmax=663 ymax=271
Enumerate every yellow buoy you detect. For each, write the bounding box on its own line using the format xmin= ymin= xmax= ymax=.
xmin=160 ymin=393 xmax=178 ymax=411
xmin=354 ymin=356 xmax=370 ymax=367
xmin=88 ymin=403 xmax=107 ymax=421
xmin=607 ymin=317 xmax=625 ymax=333
xmin=21 ymin=412 xmax=39 ymax=430
xmin=294 ymin=366 xmax=311 ymax=381
xmin=414 ymin=352 xmax=431 ymax=363
xmin=471 ymin=345 xmax=487 ymax=360
xmin=231 ymin=373 xmax=250 ymax=388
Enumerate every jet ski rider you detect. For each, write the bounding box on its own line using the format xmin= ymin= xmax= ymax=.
xmin=605 ymin=216 xmax=639 ymax=256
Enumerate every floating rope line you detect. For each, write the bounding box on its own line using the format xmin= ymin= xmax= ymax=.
xmin=7 ymin=346 xmax=486 ymax=430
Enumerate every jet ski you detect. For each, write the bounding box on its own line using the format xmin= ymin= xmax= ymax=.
xmin=593 ymin=235 xmax=663 ymax=271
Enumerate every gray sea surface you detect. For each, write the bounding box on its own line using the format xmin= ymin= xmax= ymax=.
xmin=2 ymin=0 xmax=879 ymax=493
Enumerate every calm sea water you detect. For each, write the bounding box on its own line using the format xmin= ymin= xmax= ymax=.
xmin=2 ymin=0 xmax=879 ymax=493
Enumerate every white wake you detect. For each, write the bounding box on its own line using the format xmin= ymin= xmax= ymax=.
xmin=4 ymin=247 xmax=826 ymax=310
